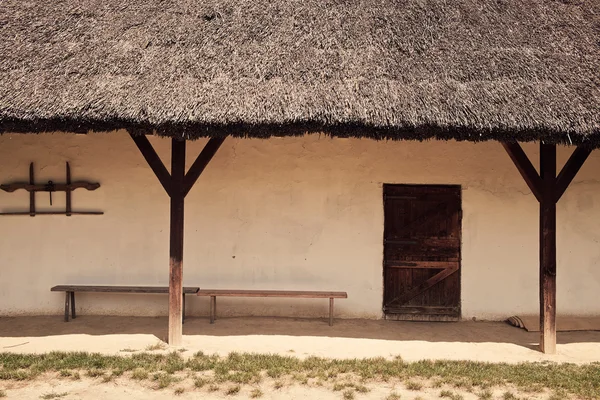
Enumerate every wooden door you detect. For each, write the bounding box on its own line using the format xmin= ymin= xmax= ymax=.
xmin=383 ymin=184 xmax=461 ymax=321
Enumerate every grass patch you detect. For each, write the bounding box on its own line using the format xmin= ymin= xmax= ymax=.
xmin=386 ymin=393 xmax=401 ymax=400
xmin=58 ymin=370 xmax=72 ymax=378
xmin=250 ymin=388 xmax=263 ymax=398
xmin=40 ymin=393 xmax=68 ymax=400
xmin=440 ymin=390 xmax=464 ymax=400
xmin=226 ymin=385 xmax=241 ymax=395
xmin=131 ymin=368 xmax=148 ymax=380
xmin=208 ymin=384 xmax=219 ymax=392
xmin=333 ymin=382 xmax=369 ymax=393
xmin=174 ymin=387 xmax=184 ymax=395
xmin=274 ymin=380 xmax=284 ymax=389
xmin=194 ymin=377 xmax=208 ymax=388
xmin=119 ymin=349 xmax=137 ymax=353
xmin=355 ymin=384 xmax=369 ymax=393
xmin=406 ymin=380 xmax=423 ymax=390
xmin=502 ymin=392 xmax=518 ymax=400
xmin=86 ymin=368 xmax=105 ymax=378
xmin=0 ymin=390 xmax=5 ymax=398
xmin=549 ymin=391 xmax=569 ymax=400
xmin=0 ymin=351 xmax=598 ymax=398
xmin=478 ymin=389 xmax=493 ymax=399
xmin=343 ymin=389 xmax=355 ymax=400
xmin=153 ymin=372 xmax=178 ymax=389
xmin=431 ymin=379 xmax=443 ymax=388
xmin=145 ymin=342 xmax=167 ymax=351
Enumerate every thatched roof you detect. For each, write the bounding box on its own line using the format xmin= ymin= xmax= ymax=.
xmin=0 ymin=0 xmax=599 ymax=144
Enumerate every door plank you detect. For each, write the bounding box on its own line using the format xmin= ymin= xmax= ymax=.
xmin=385 ymin=261 xmax=459 ymax=269
xmin=389 ymin=265 xmax=459 ymax=305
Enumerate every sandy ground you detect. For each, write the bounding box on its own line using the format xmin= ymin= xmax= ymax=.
xmin=1 ymin=316 xmax=599 ymax=399
xmin=0 ymin=376 xmax=558 ymax=400
xmin=1 ymin=316 xmax=600 ymax=364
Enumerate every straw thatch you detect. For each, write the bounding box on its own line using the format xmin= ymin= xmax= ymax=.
xmin=0 ymin=0 xmax=599 ymax=144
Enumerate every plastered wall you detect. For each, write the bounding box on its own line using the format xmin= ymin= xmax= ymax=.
xmin=0 ymin=131 xmax=599 ymax=320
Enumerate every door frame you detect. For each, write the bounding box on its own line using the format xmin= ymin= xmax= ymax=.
xmin=382 ymin=183 xmax=463 ymax=321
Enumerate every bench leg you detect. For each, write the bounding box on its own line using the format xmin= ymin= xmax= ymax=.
xmin=214 ymin=297 xmax=217 ymax=321
xmin=64 ymin=292 xmax=70 ymax=322
xmin=329 ymin=298 xmax=334 ymax=326
xmin=70 ymin=292 xmax=76 ymax=319
xmin=182 ymin=294 xmax=186 ymax=324
xmin=210 ymin=296 xmax=215 ymax=324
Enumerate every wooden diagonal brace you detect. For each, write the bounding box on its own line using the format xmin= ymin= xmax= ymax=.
xmin=389 ymin=264 xmax=459 ymax=305
xmin=555 ymin=146 xmax=592 ymax=202
xmin=183 ymin=137 xmax=225 ymax=197
xmin=130 ymin=133 xmax=172 ymax=196
xmin=501 ymin=142 xmax=543 ymax=202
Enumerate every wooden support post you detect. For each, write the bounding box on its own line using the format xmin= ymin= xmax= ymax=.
xmin=66 ymin=163 xmax=72 ymax=216
xmin=503 ymin=141 xmax=593 ymax=354
xmin=210 ymin=296 xmax=215 ymax=324
xmin=169 ymin=138 xmax=186 ymax=347
xmin=29 ymin=163 xmax=35 ymax=217
xmin=70 ymin=291 xmax=76 ymax=319
xmin=539 ymin=143 xmax=557 ymax=354
xmin=130 ymin=133 xmax=226 ymax=346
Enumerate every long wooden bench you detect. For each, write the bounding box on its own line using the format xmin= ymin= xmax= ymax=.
xmin=197 ymin=289 xmax=348 ymax=326
xmin=51 ymin=285 xmax=200 ymax=322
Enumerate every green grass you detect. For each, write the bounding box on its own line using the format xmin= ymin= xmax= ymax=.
xmin=274 ymin=380 xmax=284 ymax=389
xmin=0 ymin=351 xmax=599 ymax=398
xmin=355 ymin=384 xmax=369 ymax=393
xmin=333 ymin=382 xmax=370 ymax=393
xmin=131 ymin=368 xmax=148 ymax=380
xmin=548 ymin=391 xmax=569 ymax=400
xmin=194 ymin=377 xmax=208 ymax=388
xmin=40 ymin=393 xmax=68 ymax=399
xmin=145 ymin=342 xmax=167 ymax=351
xmin=406 ymin=380 xmax=423 ymax=390
xmin=86 ymin=368 xmax=105 ymax=378
xmin=440 ymin=390 xmax=464 ymax=400
xmin=226 ymin=385 xmax=241 ymax=395
xmin=153 ymin=372 xmax=179 ymax=389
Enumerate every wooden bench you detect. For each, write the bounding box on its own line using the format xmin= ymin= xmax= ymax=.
xmin=51 ymin=285 xmax=200 ymax=322
xmin=197 ymin=289 xmax=348 ymax=326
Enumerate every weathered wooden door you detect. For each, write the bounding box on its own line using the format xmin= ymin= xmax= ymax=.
xmin=383 ymin=184 xmax=461 ymax=321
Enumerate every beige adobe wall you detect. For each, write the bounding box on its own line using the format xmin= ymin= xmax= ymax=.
xmin=0 ymin=131 xmax=599 ymax=320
